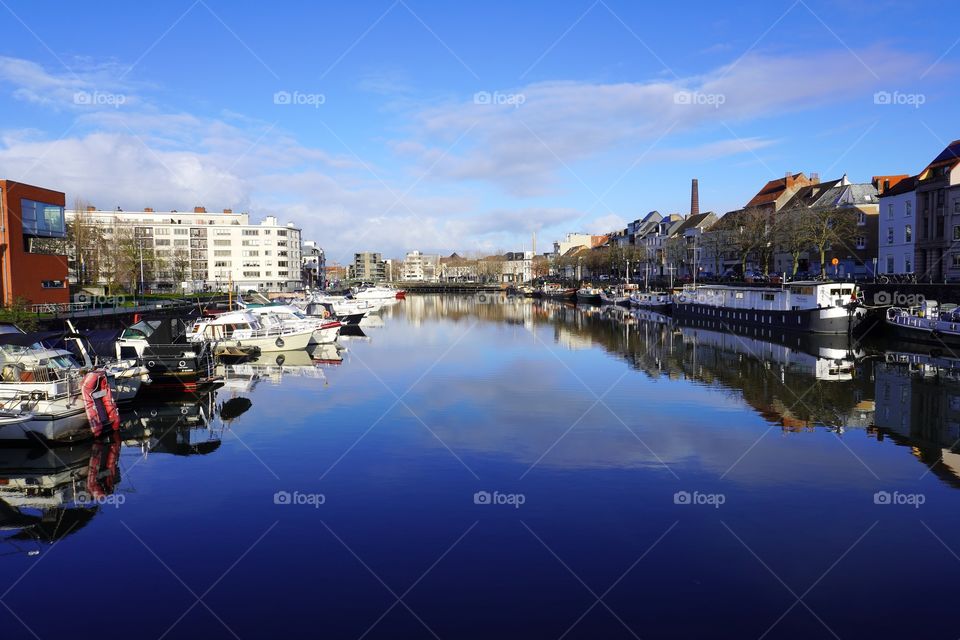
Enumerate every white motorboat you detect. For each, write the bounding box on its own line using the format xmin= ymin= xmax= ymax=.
xmin=188 ymin=310 xmax=316 ymax=352
xmin=242 ymin=305 xmax=342 ymax=345
xmin=0 ymin=337 xmax=92 ymax=443
xmin=353 ymin=285 xmax=405 ymax=301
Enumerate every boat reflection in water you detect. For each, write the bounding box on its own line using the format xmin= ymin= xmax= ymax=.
xmin=0 ymin=435 xmax=121 ymax=554
xmin=873 ymin=352 xmax=960 ymax=483
xmin=216 ymin=347 xmax=335 ymax=391
xmin=120 ymin=390 xmax=233 ymax=457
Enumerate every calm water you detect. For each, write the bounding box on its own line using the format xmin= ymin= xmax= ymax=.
xmin=2 ymin=296 xmax=959 ymax=639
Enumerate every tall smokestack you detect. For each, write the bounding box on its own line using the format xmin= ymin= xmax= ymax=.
xmin=690 ymin=178 xmax=700 ymax=216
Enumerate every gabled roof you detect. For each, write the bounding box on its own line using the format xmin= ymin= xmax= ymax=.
xmin=561 ymin=245 xmax=591 ymax=258
xmin=781 ymin=178 xmax=844 ymax=210
xmin=880 ymin=175 xmax=918 ymax=198
xmin=809 ymin=182 xmax=878 ymax=209
xmin=919 ymin=140 xmax=960 ymax=179
xmin=746 ymin=173 xmax=808 ymax=208
xmin=669 ymin=212 xmax=717 ymax=237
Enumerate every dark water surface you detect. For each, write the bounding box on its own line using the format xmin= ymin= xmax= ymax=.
xmin=2 ymin=296 xmax=959 ymax=639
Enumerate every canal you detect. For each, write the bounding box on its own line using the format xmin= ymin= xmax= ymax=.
xmin=2 ymin=295 xmax=958 ymax=639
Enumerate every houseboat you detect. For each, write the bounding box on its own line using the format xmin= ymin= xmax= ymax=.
xmin=576 ymin=287 xmax=603 ymax=303
xmin=540 ymin=283 xmax=577 ymax=300
xmin=671 ymin=282 xmax=865 ymax=334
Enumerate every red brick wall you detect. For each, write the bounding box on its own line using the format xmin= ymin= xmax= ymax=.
xmin=0 ymin=180 xmax=69 ymax=306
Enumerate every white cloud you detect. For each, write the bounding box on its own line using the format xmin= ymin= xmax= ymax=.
xmin=403 ymin=46 xmax=928 ymax=196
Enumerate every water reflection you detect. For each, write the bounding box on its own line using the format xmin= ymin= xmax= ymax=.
xmin=0 ymin=436 xmax=120 ymax=553
xmin=397 ymin=296 xmax=958 ymax=484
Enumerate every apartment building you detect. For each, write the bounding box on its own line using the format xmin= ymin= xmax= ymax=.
xmin=302 ymin=240 xmax=325 ymax=288
xmin=65 ymin=206 xmax=303 ymax=293
xmin=350 ymin=252 xmax=386 ymax=281
xmin=402 ymin=250 xmax=440 ymax=282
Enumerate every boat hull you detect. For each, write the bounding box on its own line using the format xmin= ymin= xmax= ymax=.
xmin=672 ymin=301 xmax=864 ymax=334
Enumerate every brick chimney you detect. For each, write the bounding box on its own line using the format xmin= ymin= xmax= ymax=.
xmin=223 ymin=208 xmax=232 ymax=214
xmin=86 ymin=205 xmax=95 ymax=212
xmin=194 ymin=206 xmax=206 ymax=213
xmin=690 ymin=178 xmax=699 ymax=216
xmin=144 ymin=207 xmax=153 ymax=212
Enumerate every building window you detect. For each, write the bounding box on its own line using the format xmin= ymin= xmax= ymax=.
xmin=242 ymin=229 xmax=259 ymax=236
xmin=21 ymin=199 xmax=65 ymax=238
xmin=857 ymin=211 xmax=866 ymax=226
xmin=41 ymin=280 xmax=65 ymax=288
xmin=242 ymin=250 xmax=259 ymax=257
xmin=242 ymin=271 xmax=260 ymax=278
xmin=886 ymin=256 xmax=894 ymax=273
xmin=887 ymin=227 xmax=894 ymax=244
xmin=214 ymin=240 xmax=231 ymax=247
xmin=855 ymin=236 xmax=866 ymax=249
xmin=954 ymin=225 xmax=960 ymax=241
xmin=887 ymin=204 xmax=894 ymax=219
xmin=174 ymin=228 xmax=188 ymax=235
xmin=241 ymin=240 xmax=259 ymax=246
xmin=215 ymin=229 xmax=231 ymax=236
xmin=905 ymin=201 xmax=912 ymax=217
xmin=154 ymin=227 xmax=170 ymax=235
xmin=277 ymin=230 xmax=287 ymax=236
xmin=155 ymin=238 xmax=171 ymax=246
xmin=904 ymin=225 xmax=912 ymax=242
xmin=954 ymin=254 xmax=960 ymax=269
xmin=214 ymin=261 xmax=231 ymax=267
xmin=905 ymin=255 xmax=912 ymax=272
xmin=174 ymin=239 xmax=189 ymax=247
xmin=214 ymin=250 xmax=230 ymax=257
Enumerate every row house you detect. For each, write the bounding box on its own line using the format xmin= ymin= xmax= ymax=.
xmin=501 ymin=251 xmax=534 ymax=283
xmin=878 ymin=177 xmax=918 ymax=275
xmin=914 ymin=140 xmax=960 ymax=282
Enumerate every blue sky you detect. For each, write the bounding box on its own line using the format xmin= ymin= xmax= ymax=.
xmin=0 ymin=0 xmax=957 ymax=261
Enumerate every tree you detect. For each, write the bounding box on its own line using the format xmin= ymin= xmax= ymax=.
xmin=171 ymin=249 xmax=191 ymax=291
xmin=66 ymin=198 xmax=106 ymax=288
xmin=697 ymin=230 xmax=725 ymax=275
xmin=772 ymin=209 xmax=811 ymax=277
xmin=803 ymin=208 xmax=858 ymax=279
xmin=729 ymin=208 xmax=771 ymax=275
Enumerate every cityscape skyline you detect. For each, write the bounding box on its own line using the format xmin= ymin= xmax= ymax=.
xmin=0 ymin=1 xmax=956 ymax=261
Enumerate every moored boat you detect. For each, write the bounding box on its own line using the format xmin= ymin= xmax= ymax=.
xmin=885 ymin=300 xmax=960 ymax=346
xmin=631 ymin=291 xmax=672 ymax=314
xmin=672 ymin=281 xmax=865 ymax=334
xmin=576 ymin=287 xmax=603 ymax=303
xmin=540 ymin=283 xmax=576 ymax=300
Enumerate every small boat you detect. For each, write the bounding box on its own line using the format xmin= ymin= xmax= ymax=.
xmin=188 ymin=310 xmax=316 ymax=352
xmin=576 ymin=287 xmax=603 ymax=303
xmin=886 ymin=300 xmax=960 ymax=346
xmin=353 ymin=285 xmax=404 ymax=301
xmin=599 ymin=290 xmax=631 ymax=306
xmin=242 ymin=305 xmax=342 ymax=345
xmin=116 ymin=318 xmax=219 ymax=394
xmin=540 ymin=283 xmax=576 ymax=300
xmin=631 ymin=291 xmax=673 ymax=314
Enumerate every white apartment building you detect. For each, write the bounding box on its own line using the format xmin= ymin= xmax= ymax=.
xmin=65 ymin=206 xmax=303 ymax=292
xmin=878 ymin=178 xmax=917 ymax=275
xmin=402 ymin=250 xmax=440 ymax=282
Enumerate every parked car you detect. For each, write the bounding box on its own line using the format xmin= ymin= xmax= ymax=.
xmin=744 ymin=271 xmax=767 ymax=284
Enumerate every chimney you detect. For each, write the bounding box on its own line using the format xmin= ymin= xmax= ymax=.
xmin=86 ymin=205 xmax=95 ymax=212
xmin=194 ymin=206 xmax=206 ymax=213
xmin=144 ymin=207 xmax=153 ymax=212
xmin=810 ymin=172 xmax=820 ymax=184
xmin=690 ymin=178 xmax=700 ymax=216
xmin=223 ymin=208 xmax=232 ymax=214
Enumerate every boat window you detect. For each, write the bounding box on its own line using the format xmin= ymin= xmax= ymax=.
xmin=761 ymin=293 xmax=775 ymax=301
xmin=735 ymin=292 xmax=744 ymax=299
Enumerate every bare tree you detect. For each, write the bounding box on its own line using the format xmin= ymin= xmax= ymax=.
xmin=729 ymin=208 xmax=771 ymax=275
xmin=67 ymin=198 xmax=106 ymax=288
xmin=773 ymin=209 xmax=811 ymax=277
xmin=803 ymin=208 xmax=858 ymax=279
